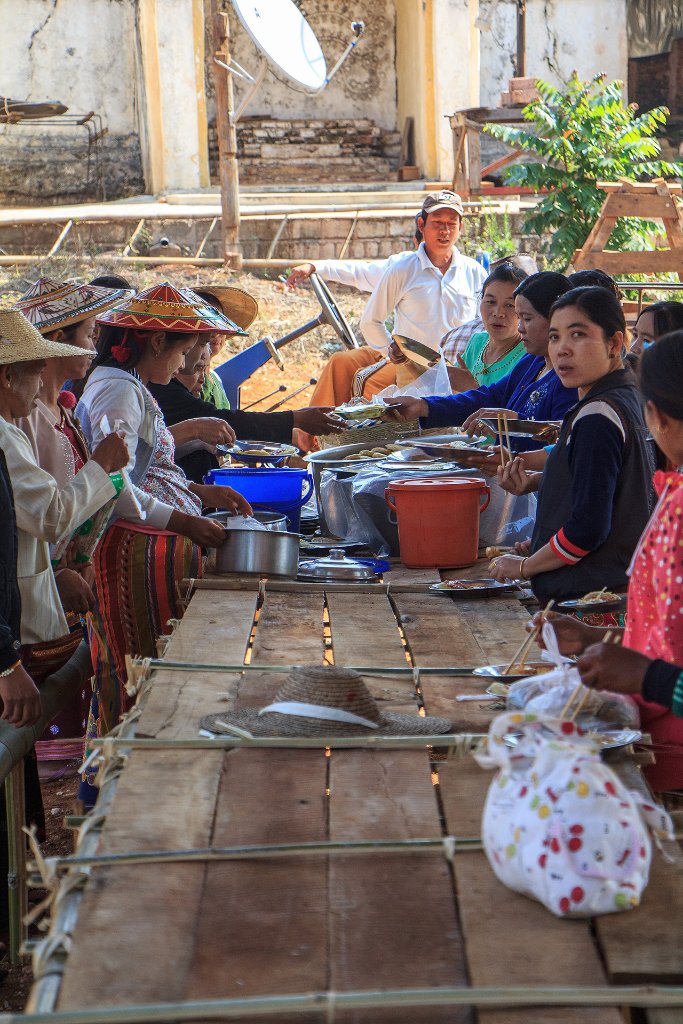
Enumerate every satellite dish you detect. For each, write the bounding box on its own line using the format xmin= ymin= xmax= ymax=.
xmin=232 ymin=0 xmax=327 ymax=92
xmin=219 ymin=0 xmax=364 ymax=121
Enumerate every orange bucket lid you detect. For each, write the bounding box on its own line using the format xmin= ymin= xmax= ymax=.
xmin=386 ymin=476 xmax=487 ymax=492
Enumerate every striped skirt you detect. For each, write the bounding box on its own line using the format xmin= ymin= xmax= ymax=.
xmin=86 ymin=523 xmax=200 ymax=747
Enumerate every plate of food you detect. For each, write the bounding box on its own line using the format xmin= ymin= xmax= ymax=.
xmin=405 ymin=439 xmax=493 ymax=462
xmin=479 ymin=418 xmax=562 ymax=441
xmin=337 ymin=445 xmax=401 ymax=463
xmin=557 ymin=588 xmax=627 ymax=613
xmin=217 ymin=441 xmax=299 ymax=464
xmin=503 ymin=726 xmax=642 ymax=751
xmin=334 ymin=399 xmax=394 ymax=423
xmin=429 ymin=578 xmax=520 ymax=595
xmin=473 ymin=662 xmax=549 ymax=681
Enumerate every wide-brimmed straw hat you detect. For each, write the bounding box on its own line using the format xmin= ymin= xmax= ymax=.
xmin=0 ymin=308 xmax=96 ymax=365
xmin=16 ymin=278 xmax=131 ymax=334
xmin=193 ymin=284 xmax=258 ymax=331
xmin=179 ymin=288 xmax=246 ymax=336
xmin=96 ymin=281 xmax=240 ymax=334
xmin=199 ymin=666 xmax=453 ymax=738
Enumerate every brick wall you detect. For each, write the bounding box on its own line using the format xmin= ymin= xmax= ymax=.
xmin=209 ymin=117 xmax=402 ymax=185
xmin=628 ymin=38 xmax=683 ymax=117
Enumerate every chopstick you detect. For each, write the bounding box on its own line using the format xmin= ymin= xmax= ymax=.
xmin=496 ymin=413 xmax=512 ymax=467
xmin=562 ymin=630 xmax=622 ymax=720
xmin=503 ymin=599 xmax=555 ymax=676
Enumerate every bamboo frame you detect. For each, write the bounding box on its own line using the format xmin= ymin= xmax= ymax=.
xmin=13 ymin=984 xmax=683 ymax=1022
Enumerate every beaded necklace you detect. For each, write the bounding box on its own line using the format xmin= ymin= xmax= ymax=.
xmin=473 ymin=335 xmax=522 ymax=379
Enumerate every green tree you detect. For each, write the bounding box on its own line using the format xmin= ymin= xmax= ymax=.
xmin=485 ymin=72 xmax=683 ymax=266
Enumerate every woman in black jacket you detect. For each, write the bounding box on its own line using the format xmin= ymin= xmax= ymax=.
xmin=490 ymin=287 xmax=654 ymax=605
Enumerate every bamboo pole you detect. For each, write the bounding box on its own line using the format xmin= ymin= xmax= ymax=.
xmin=10 ymin=984 xmax=683 ymax=1022
xmin=43 ymin=836 xmax=483 ymax=872
xmin=88 ymin=733 xmax=484 ymax=751
xmin=211 ymin=5 xmax=241 ymax=268
xmin=4 ymin=762 xmax=27 ymax=963
xmin=132 ymin=658 xmax=480 ymax=676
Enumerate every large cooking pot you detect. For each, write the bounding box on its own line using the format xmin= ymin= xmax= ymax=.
xmin=213 ymin=527 xmax=300 ymax=577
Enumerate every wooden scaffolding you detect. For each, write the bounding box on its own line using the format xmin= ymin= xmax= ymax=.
xmin=572 ymin=178 xmax=683 ymax=277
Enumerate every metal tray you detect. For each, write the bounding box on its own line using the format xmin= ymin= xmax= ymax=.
xmin=429 ymin=578 xmax=520 ymax=595
xmin=480 ymin=418 xmax=561 ymax=440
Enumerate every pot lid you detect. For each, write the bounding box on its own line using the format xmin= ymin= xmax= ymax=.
xmin=298 ymin=548 xmax=379 ymax=581
xmin=386 ymin=475 xmax=486 ymax=492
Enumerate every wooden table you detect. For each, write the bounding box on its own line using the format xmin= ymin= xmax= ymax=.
xmin=29 ymin=571 xmax=683 ymax=1023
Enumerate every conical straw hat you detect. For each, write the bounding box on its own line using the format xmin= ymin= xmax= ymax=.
xmin=193 ymin=284 xmax=258 ymax=330
xmin=200 ymin=665 xmax=453 ymax=738
xmin=96 ymin=281 xmax=240 ymax=333
xmin=16 ymin=278 xmax=132 ymax=333
xmin=0 ymin=307 xmax=97 ymax=365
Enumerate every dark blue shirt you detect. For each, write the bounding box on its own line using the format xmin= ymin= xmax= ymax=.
xmin=423 ymin=355 xmax=578 ymax=436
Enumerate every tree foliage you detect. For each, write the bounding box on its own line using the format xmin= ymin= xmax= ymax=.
xmin=485 ymin=73 xmax=683 ymax=266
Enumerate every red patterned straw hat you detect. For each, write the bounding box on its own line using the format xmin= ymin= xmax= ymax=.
xmin=16 ymin=278 xmax=132 ymax=334
xmin=96 ymin=281 xmax=240 ymax=334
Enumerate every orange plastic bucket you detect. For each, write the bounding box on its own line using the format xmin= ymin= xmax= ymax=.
xmin=385 ymin=476 xmax=491 ymax=568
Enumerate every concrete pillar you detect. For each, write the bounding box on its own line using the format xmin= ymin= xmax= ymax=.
xmin=396 ymin=0 xmax=480 ymax=182
xmin=432 ymin=0 xmax=480 ymax=181
xmin=395 ymin=0 xmax=437 ymax=180
xmin=137 ymin=0 xmax=210 ymax=193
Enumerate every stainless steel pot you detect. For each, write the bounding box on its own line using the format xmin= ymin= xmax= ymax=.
xmin=207 ymin=510 xmax=289 ymax=532
xmin=213 ymin=528 xmax=300 ymax=577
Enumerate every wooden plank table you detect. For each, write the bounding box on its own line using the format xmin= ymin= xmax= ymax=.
xmin=38 ymin=572 xmax=683 ymax=1022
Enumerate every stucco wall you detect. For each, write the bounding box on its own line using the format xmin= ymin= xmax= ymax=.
xmin=223 ymin=0 xmax=398 ymax=130
xmin=478 ymin=0 xmax=629 ymax=108
xmin=1 ymin=0 xmax=143 ymax=203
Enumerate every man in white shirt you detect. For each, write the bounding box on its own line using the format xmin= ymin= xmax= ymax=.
xmin=286 ymin=191 xmax=487 ymax=445
xmin=359 ymin=191 xmax=486 ymax=365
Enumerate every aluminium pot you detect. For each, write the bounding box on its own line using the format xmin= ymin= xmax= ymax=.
xmin=213 ymin=528 xmax=300 ymax=578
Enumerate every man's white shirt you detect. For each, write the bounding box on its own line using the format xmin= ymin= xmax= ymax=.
xmin=313 ymin=253 xmax=409 ymax=293
xmin=358 ymin=243 xmax=487 ymax=352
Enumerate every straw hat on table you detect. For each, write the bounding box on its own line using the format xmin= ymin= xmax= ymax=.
xmin=200 ymin=665 xmax=453 ymax=738
xmin=0 ymin=307 xmax=96 ymax=364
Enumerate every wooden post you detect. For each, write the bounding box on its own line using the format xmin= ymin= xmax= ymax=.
xmin=210 ymin=3 xmax=242 ymax=269
xmin=516 ymin=0 xmax=526 ymax=78
xmin=5 ymin=762 xmax=27 ymax=963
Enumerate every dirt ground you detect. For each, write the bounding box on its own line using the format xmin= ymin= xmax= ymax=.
xmin=0 ymin=259 xmax=367 ymax=1008
xmin=0 ymin=259 xmax=368 ymax=406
